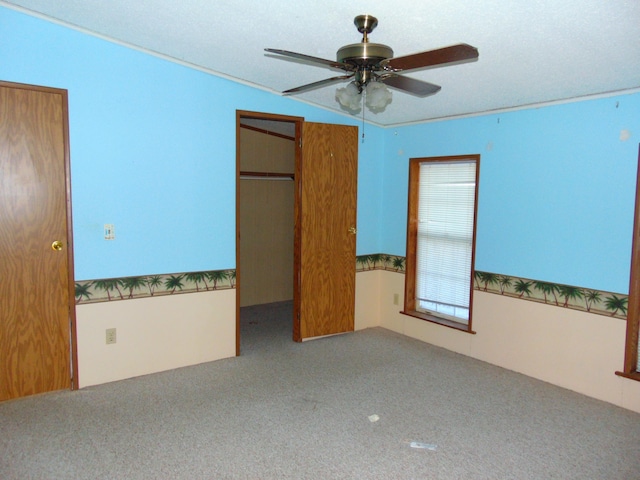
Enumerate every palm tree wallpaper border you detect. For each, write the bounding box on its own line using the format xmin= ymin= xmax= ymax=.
xmin=75 ymin=269 xmax=235 ymax=304
xmin=355 ymin=254 xmax=628 ymax=320
xmin=473 ymin=271 xmax=628 ymax=319
xmin=356 ymin=254 xmax=406 ymax=273
xmin=76 ymin=255 xmax=627 ymax=320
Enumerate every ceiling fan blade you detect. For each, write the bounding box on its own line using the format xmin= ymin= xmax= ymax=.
xmin=265 ymin=48 xmax=350 ymax=71
xmin=378 ymin=75 xmax=441 ymax=97
xmin=381 ymin=44 xmax=478 ymax=72
xmin=282 ymin=75 xmax=353 ymax=95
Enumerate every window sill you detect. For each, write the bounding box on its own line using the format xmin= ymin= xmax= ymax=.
xmin=400 ymin=309 xmax=476 ymax=334
xmin=615 ymin=370 xmax=640 ymax=382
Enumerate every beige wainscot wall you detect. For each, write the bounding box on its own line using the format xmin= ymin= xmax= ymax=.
xmin=75 ymin=268 xmax=640 ymax=415
xmin=355 ymin=269 xmax=382 ymax=331
xmin=76 ymin=289 xmax=236 ymax=388
xmin=376 ymin=269 xmax=640 ymax=414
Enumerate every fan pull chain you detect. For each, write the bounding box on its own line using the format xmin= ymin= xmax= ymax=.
xmin=361 ymin=89 xmax=366 ymax=142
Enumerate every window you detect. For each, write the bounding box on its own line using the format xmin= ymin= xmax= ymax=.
xmin=403 ymin=155 xmax=480 ymax=333
xmin=617 ymin=146 xmax=640 ymax=381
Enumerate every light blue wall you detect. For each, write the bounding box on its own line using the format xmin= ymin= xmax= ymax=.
xmin=0 ymin=6 xmax=383 ymax=280
xmin=382 ymin=94 xmax=640 ymax=293
xmin=3 ymin=6 xmax=638 ymax=294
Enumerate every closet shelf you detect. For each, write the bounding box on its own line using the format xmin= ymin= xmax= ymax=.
xmin=240 ymin=171 xmax=294 ymax=180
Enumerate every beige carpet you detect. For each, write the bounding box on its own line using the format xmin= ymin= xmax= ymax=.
xmin=1 ymin=300 xmax=639 ymax=479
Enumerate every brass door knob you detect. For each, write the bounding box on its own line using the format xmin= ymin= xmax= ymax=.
xmin=51 ymin=240 xmax=63 ymax=251
xmin=348 ymin=227 xmax=357 ymax=235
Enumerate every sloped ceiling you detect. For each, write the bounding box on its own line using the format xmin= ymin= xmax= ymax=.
xmin=4 ymin=0 xmax=640 ymax=126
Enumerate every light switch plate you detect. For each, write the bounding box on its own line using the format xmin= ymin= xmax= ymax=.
xmin=104 ymin=224 xmax=115 ymax=240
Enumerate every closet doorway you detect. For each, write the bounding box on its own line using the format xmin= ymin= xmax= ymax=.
xmin=237 ymin=112 xmax=298 ymax=354
xmin=236 ymin=111 xmax=359 ymax=355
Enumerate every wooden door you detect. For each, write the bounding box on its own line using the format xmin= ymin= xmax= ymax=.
xmin=295 ymin=122 xmax=358 ymax=340
xmin=0 ymin=81 xmax=74 ymax=401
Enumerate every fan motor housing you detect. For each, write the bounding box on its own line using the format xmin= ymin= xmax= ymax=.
xmin=337 ymin=42 xmax=394 ymax=68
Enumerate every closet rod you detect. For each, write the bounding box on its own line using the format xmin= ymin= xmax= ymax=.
xmin=239 ymin=171 xmax=294 ymax=181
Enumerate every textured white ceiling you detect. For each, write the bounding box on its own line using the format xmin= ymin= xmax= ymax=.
xmin=4 ymin=0 xmax=640 ymax=126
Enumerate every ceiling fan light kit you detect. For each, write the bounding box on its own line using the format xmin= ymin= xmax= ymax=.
xmin=335 ymin=82 xmax=363 ymax=112
xmin=365 ymin=82 xmax=393 ymax=113
xmin=265 ymin=14 xmax=478 ymax=114
xmin=335 ymin=81 xmax=393 ymax=114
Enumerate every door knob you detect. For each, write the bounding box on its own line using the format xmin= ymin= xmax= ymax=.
xmin=348 ymin=227 xmax=357 ymax=235
xmin=51 ymin=240 xmax=63 ymax=251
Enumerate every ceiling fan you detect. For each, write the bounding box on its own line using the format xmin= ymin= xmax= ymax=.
xmin=265 ymin=14 xmax=479 ymax=107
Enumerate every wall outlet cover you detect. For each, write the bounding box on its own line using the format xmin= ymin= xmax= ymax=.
xmin=106 ymin=328 xmax=117 ymax=344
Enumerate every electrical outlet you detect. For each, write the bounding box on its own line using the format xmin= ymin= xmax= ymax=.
xmin=393 ymin=293 xmax=399 ymax=305
xmin=105 ymin=328 xmax=117 ymax=345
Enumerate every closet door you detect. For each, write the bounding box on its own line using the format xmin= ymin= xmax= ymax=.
xmin=295 ymin=122 xmax=358 ymax=340
xmin=0 ymin=81 xmax=74 ymax=400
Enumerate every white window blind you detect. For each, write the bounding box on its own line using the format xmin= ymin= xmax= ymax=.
xmin=416 ymin=160 xmax=476 ymax=324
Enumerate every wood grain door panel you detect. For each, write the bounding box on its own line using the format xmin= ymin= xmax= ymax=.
xmin=0 ymin=83 xmax=72 ymax=400
xmin=298 ymin=122 xmax=358 ymax=339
